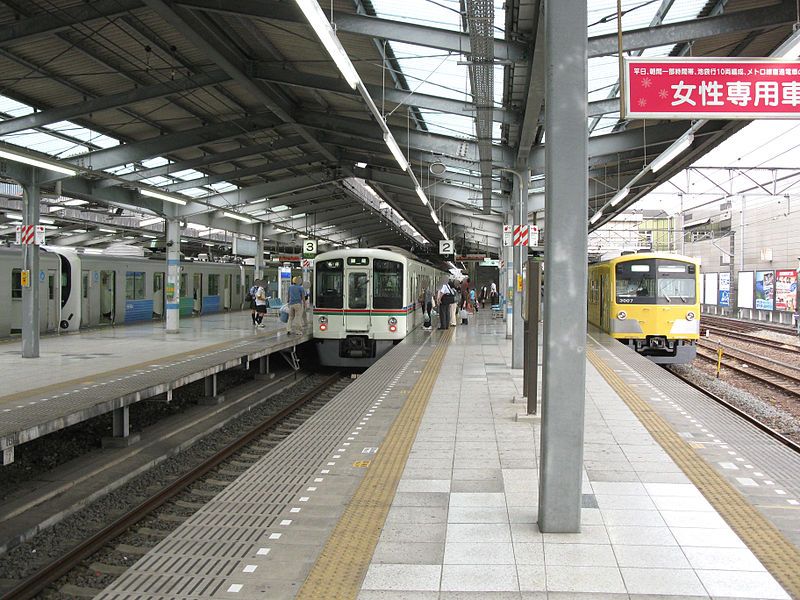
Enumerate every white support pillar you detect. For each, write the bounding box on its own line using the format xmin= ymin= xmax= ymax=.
xmin=512 ymin=170 xmax=528 ymax=369
xmin=538 ymin=0 xmax=588 ymax=533
xmin=166 ymin=218 xmax=181 ymax=334
xmin=255 ymin=223 xmax=265 ymax=281
xmin=21 ymin=170 xmax=40 ymax=358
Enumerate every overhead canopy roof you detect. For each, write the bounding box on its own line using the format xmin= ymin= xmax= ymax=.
xmin=0 ymin=0 xmax=795 ymax=256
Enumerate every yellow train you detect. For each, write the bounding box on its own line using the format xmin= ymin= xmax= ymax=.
xmin=588 ymin=252 xmax=700 ymax=364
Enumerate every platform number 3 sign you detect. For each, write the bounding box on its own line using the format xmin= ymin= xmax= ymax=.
xmin=303 ymin=239 xmax=317 ymax=256
xmin=439 ymin=240 xmax=454 ymax=255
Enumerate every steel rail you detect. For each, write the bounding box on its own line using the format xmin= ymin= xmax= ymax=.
xmin=695 ymin=347 xmax=800 ymax=399
xmin=3 ymin=372 xmax=342 ymax=600
xmin=702 ymin=327 xmax=800 ymax=355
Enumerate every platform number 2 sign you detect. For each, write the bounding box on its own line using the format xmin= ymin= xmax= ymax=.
xmin=439 ymin=240 xmax=454 ymax=255
xmin=303 ymin=239 xmax=317 ymax=256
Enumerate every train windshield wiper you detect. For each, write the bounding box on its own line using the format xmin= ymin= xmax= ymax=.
xmin=662 ymin=293 xmax=672 ymax=303
xmin=677 ymin=295 xmax=688 ymax=303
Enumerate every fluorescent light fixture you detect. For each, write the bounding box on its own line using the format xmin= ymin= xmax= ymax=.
xmin=4 ymin=213 xmax=55 ymax=224
xmin=139 ymin=216 xmax=164 ymax=227
xmin=650 ymin=133 xmax=694 ymax=173
xmin=609 ymin=186 xmax=630 ymax=207
xmin=294 ymin=0 xmax=360 ymax=89
xmin=140 ymin=188 xmax=188 ymax=206
xmin=249 ymin=198 xmax=268 ymax=205
xmin=0 ymin=147 xmax=77 ymax=176
xmin=590 ymin=211 xmax=603 ymax=224
xmin=142 ymin=234 xmax=157 ymax=239
xmin=204 ymin=242 xmax=215 ymax=247
xmin=298 ymin=233 xmax=309 ymax=239
xmin=355 ymin=161 xmax=367 ymax=168
xmin=270 ymin=204 xmax=289 ymax=211
xmin=98 ymin=227 xmax=117 ymax=233
xmin=416 ymin=186 xmax=429 ymax=205
xmin=430 ymin=210 xmax=440 ymax=225
xmin=383 ymin=132 xmax=408 ymax=171
xmin=222 ymin=211 xmax=256 ymax=224
xmin=64 ymin=199 xmax=89 ymax=207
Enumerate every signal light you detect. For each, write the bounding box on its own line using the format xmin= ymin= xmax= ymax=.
xmin=617 ymin=311 xmax=627 ymax=320
xmin=389 ymin=325 xmax=397 ymax=332
xmin=320 ymin=323 xmax=328 ymax=331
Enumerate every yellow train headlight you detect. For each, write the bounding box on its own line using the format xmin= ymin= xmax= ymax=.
xmin=686 ymin=311 xmax=695 ymax=321
xmin=617 ymin=311 xmax=627 ymax=320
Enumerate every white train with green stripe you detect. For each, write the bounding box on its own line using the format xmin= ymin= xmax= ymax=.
xmin=312 ymin=246 xmax=446 ymax=367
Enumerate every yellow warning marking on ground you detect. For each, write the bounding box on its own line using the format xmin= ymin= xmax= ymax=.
xmin=297 ymin=330 xmax=452 ymax=599
xmin=589 ymin=348 xmax=800 ymax=599
xmin=352 ymin=460 xmax=371 ymax=468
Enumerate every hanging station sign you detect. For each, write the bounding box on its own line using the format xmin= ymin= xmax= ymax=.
xmin=624 ymin=57 xmax=800 ymax=119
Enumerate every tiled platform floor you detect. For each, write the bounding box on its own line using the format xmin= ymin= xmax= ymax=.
xmin=359 ymin=313 xmax=791 ymax=599
xmin=0 ymin=310 xmax=306 ymax=397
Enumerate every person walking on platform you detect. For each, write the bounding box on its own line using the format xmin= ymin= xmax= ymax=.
xmin=254 ymin=280 xmax=267 ymax=328
xmin=287 ymin=276 xmax=305 ymax=335
xmin=436 ymin=278 xmax=454 ymax=329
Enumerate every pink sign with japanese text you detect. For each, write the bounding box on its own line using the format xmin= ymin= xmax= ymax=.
xmin=624 ymin=57 xmax=800 ymax=119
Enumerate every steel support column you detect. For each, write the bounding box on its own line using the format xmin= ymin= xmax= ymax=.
xmin=538 ymin=0 xmax=588 ymax=533
xmin=21 ymin=170 xmax=40 ymax=358
xmin=166 ymin=219 xmax=181 ymax=333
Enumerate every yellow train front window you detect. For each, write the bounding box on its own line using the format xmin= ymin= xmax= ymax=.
xmin=616 ymin=259 xmax=695 ymax=304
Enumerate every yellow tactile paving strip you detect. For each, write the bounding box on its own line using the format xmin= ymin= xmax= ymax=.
xmin=296 ymin=329 xmax=452 ymax=599
xmin=589 ymin=348 xmax=800 ymax=599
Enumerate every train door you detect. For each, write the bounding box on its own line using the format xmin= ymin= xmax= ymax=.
xmin=345 ymin=268 xmax=370 ymax=332
xmin=223 ymin=274 xmax=232 ymax=310
xmin=192 ymin=273 xmax=203 ymax=314
xmin=46 ymin=270 xmax=57 ymax=331
xmin=153 ymin=272 xmax=165 ymax=319
xmin=600 ymin=273 xmax=610 ymax=331
xmin=81 ymin=270 xmax=90 ymax=326
xmin=100 ymin=270 xmax=115 ymax=324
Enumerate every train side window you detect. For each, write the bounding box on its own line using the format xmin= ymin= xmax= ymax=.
xmin=82 ymin=273 xmax=88 ymax=299
xmin=11 ymin=269 xmax=21 ymax=299
xmin=208 ymin=274 xmax=220 ymax=296
xmin=126 ymin=271 xmax=146 ymax=300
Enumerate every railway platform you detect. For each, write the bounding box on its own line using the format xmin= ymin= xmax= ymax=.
xmin=91 ymin=310 xmax=800 ymax=600
xmin=0 ymin=311 xmax=311 ymax=466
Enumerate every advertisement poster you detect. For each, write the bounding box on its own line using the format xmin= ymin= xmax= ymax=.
xmin=775 ymin=269 xmax=797 ymax=312
xmin=755 ymin=270 xmax=775 ymax=310
xmin=718 ymin=272 xmax=731 ymax=307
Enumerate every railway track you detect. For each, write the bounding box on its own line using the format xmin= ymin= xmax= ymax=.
xmin=696 ymin=341 xmax=800 ymax=399
xmin=701 ymin=326 xmax=800 ymax=356
xmin=702 ymin=314 xmax=798 ymax=337
xmin=667 ymin=366 xmax=800 ymax=454
xmin=2 ymin=372 xmax=347 ymax=600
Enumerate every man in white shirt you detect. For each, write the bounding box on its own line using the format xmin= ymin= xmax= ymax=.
xmin=436 ymin=279 xmax=453 ymax=329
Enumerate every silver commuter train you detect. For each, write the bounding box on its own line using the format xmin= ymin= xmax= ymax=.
xmin=312 ymin=246 xmax=446 ymax=367
xmin=0 ymin=246 xmax=255 ymax=337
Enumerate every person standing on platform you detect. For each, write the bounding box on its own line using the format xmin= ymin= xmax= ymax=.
xmin=436 ymin=278 xmax=453 ymax=329
xmin=248 ymin=280 xmax=259 ymax=326
xmin=287 ymin=276 xmax=305 ymax=335
xmin=448 ymin=279 xmax=459 ymax=327
xmin=254 ymin=280 xmax=267 ymax=328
